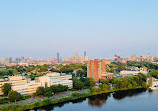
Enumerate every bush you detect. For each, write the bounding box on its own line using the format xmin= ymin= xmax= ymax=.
xmin=71 ymin=92 xmax=83 ymax=97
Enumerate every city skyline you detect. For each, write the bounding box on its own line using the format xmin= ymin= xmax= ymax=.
xmin=0 ymin=51 xmax=157 ymax=59
xmin=0 ymin=0 xmax=158 ymax=58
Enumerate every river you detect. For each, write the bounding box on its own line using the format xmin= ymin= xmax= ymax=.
xmin=34 ymin=89 xmax=158 ymax=111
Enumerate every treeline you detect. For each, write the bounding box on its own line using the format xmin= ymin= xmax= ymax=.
xmin=0 ymin=68 xmax=16 ymax=76
xmin=107 ymin=61 xmax=158 ymax=73
xmin=149 ymin=70 xmax=158 ymax=79
xmin=35 ymin=84 xmax=69 ymax=97
xmin=127 ymin=61 xmax=158 ymax=69
xmin=112 ymin=73 xmax=147 ymax=89
xmin=1 ymin=64 xmax=86 ymax=76
xmin=91 ymin=73 xmax=147 ymax=94
xmin=72 ymin=77 xmax=95 ymax=90
xmin=51 ymin=64 xmax=87 ymax=75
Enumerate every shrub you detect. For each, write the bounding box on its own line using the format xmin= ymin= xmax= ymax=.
xmin=71 ymin=92 xmax=83 ymax=97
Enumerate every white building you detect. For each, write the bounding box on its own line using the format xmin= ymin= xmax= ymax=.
xmin=0 ymin=72 xmax=73 ymax=95
xmin=37 ymin=72 xmax=72 ymax=88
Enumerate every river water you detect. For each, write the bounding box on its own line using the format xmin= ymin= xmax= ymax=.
xmin=35 ymin=89 xmax=158 ymax=111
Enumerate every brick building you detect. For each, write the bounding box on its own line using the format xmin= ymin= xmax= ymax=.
xmin=87 ymin=59 xmax=113 ymax=82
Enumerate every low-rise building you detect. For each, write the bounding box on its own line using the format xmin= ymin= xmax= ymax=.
xmin=120 ymin=70 xmax=148 ymax=76
xmin=0 ymin=76 xmax=28 ymax=95
xmin=12 ymin=81 xmax=40 ymax=95
xmin=37 ymin=72 xmax=72 ymax=88
xmin=0 ymin=72 xmax=73 ymax=95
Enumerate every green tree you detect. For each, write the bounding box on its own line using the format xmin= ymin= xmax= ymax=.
xmin=150 ymin=70 xmax=158 ymax=79
xmin=1 ymin=83 xmax=12 ymax=96
xmin=91 ymin=87 xmax=96 ymax=92
xmin=44 ymin=91 xmax=53 ymax=97
xmin=142 ymin=82 xmax=147 ymax=88
xmin=13 ymin=69 xmax=18 ymax=75
xmin=73 ymin=80 xmax=84 ymax=90
xmin=132 ymin=81 xmax=137 ymax=88
xmin=127 ymin=84 xmax=133 ymax=89
xmin=90 ymin=78 xmax=95 ymax=87
xmin=36 ymin=86 xmax=45 ymax=95
xmin=96 ymin=87 xmax=102 ymax=93
xmin=8 ymin=91 xmax=21 ymax=102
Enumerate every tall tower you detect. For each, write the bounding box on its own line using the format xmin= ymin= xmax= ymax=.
xmin=84 ymin=51 xmax=86 ymax=58
xmin=9 ymin=57 xmax=13 ymax=63
xmin=0 ymin=58 xmax=3 ymax=65
xmin=75 ymin=52 xmax=79 ymax=61
xmin=57 ymin=52 xmax=59 ymax=61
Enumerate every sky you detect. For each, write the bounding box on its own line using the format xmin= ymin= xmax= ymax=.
xmin=0 ymin=0 xmax=158 ymax=59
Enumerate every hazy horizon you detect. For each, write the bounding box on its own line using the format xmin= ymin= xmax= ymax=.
xmin=0 ymin=0 xmax=158 ymax=59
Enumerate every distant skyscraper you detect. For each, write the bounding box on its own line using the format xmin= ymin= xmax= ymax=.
xmin=0 ymin=58 xmax=3 ymax=65
xmin=75 ymin=52 xmax=79 ymax=61
xmin=80 ymin=56 xmax=84 ymax=64
xmin=141 ymin=55 xmax=146 ymax=61
xmin=131 ymin=54 xmax=137 ymax=61
xmin=84 ymin=51 xmax=86 ymax=58
xmin=9 ymin=57 xmax=13 ymax=63
xmin=57 ymin=52 xmax=59 ymax=61
xmin=4 ymin=58 xmax=9 ymax=65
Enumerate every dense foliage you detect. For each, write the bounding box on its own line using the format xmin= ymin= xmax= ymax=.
xmin=8 ymin=91 xmax=22 ymax=102
xmin=92 ymin=73 xmax=147 ymax=94
xmin=149 ymin=70 xmax=158 ymax=79
xmin=35 ymin=84 xmax=69 ymax=96
xmin=1 ymin=83 xmax=12 ymax=96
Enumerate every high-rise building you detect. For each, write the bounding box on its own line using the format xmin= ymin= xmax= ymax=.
xmin=87 ymin=59 xmax=106 ymax=82
xmin=4 ymin=58 xmax=9 ymax=65
xmin=80 ymin=56 xmax=84 ymax=64
xmin=131 ymin=54 xmax=137 ymax=61
xmin=9 ymin=57 xmax=13 ymax=63
xmin=57 ymin=52 xmax=59 ymax=61
xmin=0 ymin=58 xmax=3 ymax=65
xmin=140 ymin=55 xmax=146 ymax=61
xmin=84 ymin=51 xmax=86 ymax=58
xmin=84 ymin=56 xmax=89 ymax=61
xmin=75 ymin=52 xmax=79 ymax=61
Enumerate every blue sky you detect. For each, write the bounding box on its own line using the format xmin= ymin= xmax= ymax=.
xmin=0 ymin=0 xmax=158 ymax=59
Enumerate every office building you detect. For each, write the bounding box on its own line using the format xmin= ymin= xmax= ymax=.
xmin=0 ymin=76 xmax=28 ymax=95
xmin=75 ymin=52 xmax=79 ymax=61
xmin=57 ymin=52 xmax=59 ymax=61
xmin=0 ymin=58 xmax=3 ymax=65
xmin=37 ymin=72 xmax=73 ymax=88
xmin=0 ymin=72 xmax=73 ymax=95
xmin=84 ymin=51 xmax=86 ymax=58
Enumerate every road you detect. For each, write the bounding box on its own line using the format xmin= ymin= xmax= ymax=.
xmin=0 ymin=89 xmax=90 ymax=106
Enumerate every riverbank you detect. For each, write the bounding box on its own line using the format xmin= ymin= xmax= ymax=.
xmin=0 ymin=87 xmax=147 ymax=111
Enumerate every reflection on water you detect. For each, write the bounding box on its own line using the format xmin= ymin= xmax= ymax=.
xmin=113 ymin=88 xmax=147 ymax=100
xmin=88 ymin=93 xmax=110 ymax=107
xmin=35 ymin=88 xmax=149 ymax=111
